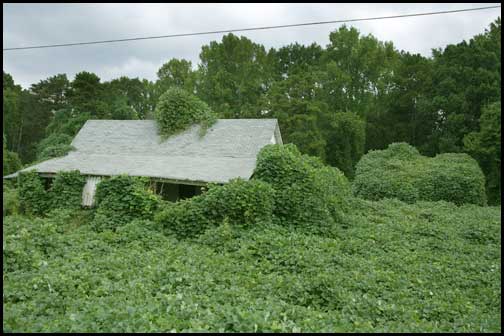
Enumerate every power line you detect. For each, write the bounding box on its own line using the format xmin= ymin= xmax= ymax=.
xmin=3 ymin=5 xmax=501 ymax=51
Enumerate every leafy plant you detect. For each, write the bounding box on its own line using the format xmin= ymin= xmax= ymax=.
xmin=2 ymin=198 xmax=501 ymax=332
xmin=17 ymin=170 xmax=48 ymax=216
xmin=3 ymin=184 xmax=20 ymax=216
xmin=48 ymin=170 xmax=86 ymax=210
xmin=154 ymin=87 xmax=217 ymax=139
xmin=253 ymin=144 xmax=350 ymax=234
xmin=93 ymin=175 xmax=160 ymax=231
xmin=353 ymin=142 xmax=487 ymax=205
xmin=155 ymin=178 xmax=275 ymax=238
xmin=36 ymin=133 xmax=75 ymax=162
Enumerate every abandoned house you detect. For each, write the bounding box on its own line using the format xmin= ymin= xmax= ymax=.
xmin=4 ymin=119 xmax=283 ymax=206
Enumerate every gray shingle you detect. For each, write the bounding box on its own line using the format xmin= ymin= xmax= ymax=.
xmin=4 ymin=119 xmax=282 ymax=183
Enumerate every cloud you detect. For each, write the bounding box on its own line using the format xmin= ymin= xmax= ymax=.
xmin=3 ymin=3 xmax=501 ymax=88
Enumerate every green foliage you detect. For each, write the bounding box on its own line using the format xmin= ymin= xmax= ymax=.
xmin=3 ymin=198 xmax=501 ymax=332
xmin=253 ymin=144 xmax=350 ymax=234
xmin=45 ymin=108 xmax=92 ymax=137
xmin=156 ymin=58 xmax=196 ymax=93
xmin=155 ymin=179 xmax=275 ymax=238
xmin=48 ymin=170 xmax=86 ymax=210
xmin=353 ymin=143 xmax=487 ymax=205
xmin=197 ymin=33 xmax=274 ymax=118
xmin=203 ymin=179 xmax=275 ymax=230
xmin=3 ymin=184 xmax=20 ymax=216
xmin=3 ymin=149 xmax=22 ymax=176
xmin=17 ymin=170 xmax=48 ymax=216
xmin=3 ymin=132 xmax=22 ymax=176
xmin=16 ymin=170 xmax=88 ymax=216
xmin=154 ymin=87 xmax=217 ymax=139
xmin=36 ymin=132 xmax=76 ymax=162
xmin=93 ymin=175 xmax=160 ymax=232
xmin=154 ymin=194 xmax=210 ymax=238
xmin=464 ymin=101 xmax=501 ymax=204
xmin=324 ymin=112 xmax=366 ymax=178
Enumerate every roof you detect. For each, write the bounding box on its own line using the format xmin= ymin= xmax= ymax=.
xmin=4 ymin=119 xmax=282 ymax=184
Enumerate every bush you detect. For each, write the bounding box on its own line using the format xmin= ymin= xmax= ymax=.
xmin=203 ymin=179 xmax=275 ymax=229
xmin=417 ymin=153 xmax=487 ymax=206
xmin=353 ymin=143 xmax=487 ymax=205
xmin=17 ymin=170 xmax=48 ymax=216
xmin=3 ymin=185 xmax=20 ymax=217
xmin=3 ymin=133 xmax=22 ymax=176
xmin=92 ymin=175 xmax=160 ymax=231
xmin=155 ymin=179 xmax=275 ymax=238
xmin=48 ymin=170 xmax=86 ymax=210
xmin=36 ymin=133 xmax=75 ymax=162
xmin=154 ymin=87 xmax=217 ymax=139
xmin=154 ymin=194 xmax=210 ymax=238
xmin=3 ymin=150 xmax=22 ymax=176
xmin=253 ymin=144 xmax=350 ymax=234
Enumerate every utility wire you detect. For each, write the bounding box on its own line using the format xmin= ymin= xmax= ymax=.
xmin=3 ymin=5 xmax=501 ymax=51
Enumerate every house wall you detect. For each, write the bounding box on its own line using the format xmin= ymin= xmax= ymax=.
xmin=82 ymin=176 xmax=101 ymax=207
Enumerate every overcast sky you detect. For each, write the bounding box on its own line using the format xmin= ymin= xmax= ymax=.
xmin=3 ymin=3 xmax=501 ymax=89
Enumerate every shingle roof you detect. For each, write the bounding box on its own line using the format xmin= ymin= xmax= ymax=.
xmin=4 ymin=119 xmax=282 ymax=184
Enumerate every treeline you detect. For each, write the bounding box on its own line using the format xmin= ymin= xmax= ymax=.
xmin=3 ymin=18 xmax=501 ymax=203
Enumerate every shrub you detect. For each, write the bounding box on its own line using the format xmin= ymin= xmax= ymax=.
xmin=92 ymin=175 xmax=160 ymax=231
xmin=155 ymin=178 xmax=275 ymax=238
xmin=203 ymin=179 xmax=275 ymax=229
xmin=154 ymin=87 xmax=217 ymax=139
xmin=3 ymin=150 xmax=22 ymax=176
xmin=154 ymin=194 xmax=210 ymax=238
xmin=3 ymin=133 xmax=22 ymax=176
xmin=3 ymin=185 xmax=19 ymax=217
xmin=353 ymin=143 xmax=487 ymax=205
xmin=36 ymin=133 xmax=75 ymax=162
xmin=417 ymin=153 xmax=487 ymax=206
xmin=48 ymin=170 xmax=86 ymax=210
xmin=253 ymin=144 xmax=350 ymax=233
xmin=17 ymin=170 xmax=48 ymax=216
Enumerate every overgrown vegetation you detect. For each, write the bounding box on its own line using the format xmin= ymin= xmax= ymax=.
xmin=2 ymin=14 xmax=502 ymax=333
xmin=253 ymin=144 xmax=350 ymax=235
xmin=4 ymin=19 xmax=500 ymax=203
xmin=92 ymin=175 xmax=160 ymax=232
xmin=17 ymin=170 xmax=48 ymax=216
xmin=353 ymin=143 xmax=487 ymax=205
xmin=17 ymin=169 xmax=88 ymax=216
xmin=48 ymin=170 xmax=86 ymax=210
xmin=155 ymin=178 xmax=275 ymax=238
xmin=35 ymin=133 xmax=75 ymax=162
xmin=154 ymin=87 xmax=217 ymax=139
xmin=3 ymin=198 xmax=500 ymax=332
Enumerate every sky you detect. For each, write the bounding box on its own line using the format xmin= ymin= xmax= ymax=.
xmin=3 ymin=3 xmax=501 ymax=89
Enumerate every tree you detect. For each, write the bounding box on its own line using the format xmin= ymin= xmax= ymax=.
xmin=271 ymin=43 xmax=323 ymax=80
xmin=67 ymin=71 xmax=105 ymax=116
xmin=324 ymin=112 xmax=365 ymax=178
xmin=260 ymin=69 xmax=327 ymax=160
xmin=103 ymin=76 xmax=154 ymax=119
xmin=321 ymin=25 xmax=399 ymax=118
xmin=464 ymin=101 xmax=501 ymax=204
xmin=3 ymin=133 xmax=22 ymax=176
xmin=418 ymin=18 xmax=501 ymax=155
xmin=197 ymin=33 xmax=275 ymax=118
xmin=30 ymin=74 xmax=70 ymax=114
xmin=366 ymin=52 xmax=434 ymax=151
xmin=156 ymin=59 xmax=196 ymax=94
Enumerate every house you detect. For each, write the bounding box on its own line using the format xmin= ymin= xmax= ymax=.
xmin=4 ymin=119 xmax=283 ymax=206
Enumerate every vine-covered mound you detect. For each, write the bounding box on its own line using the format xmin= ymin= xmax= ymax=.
xmin=352 ymin=143 xmax=487 ymax=205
